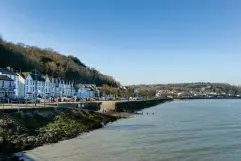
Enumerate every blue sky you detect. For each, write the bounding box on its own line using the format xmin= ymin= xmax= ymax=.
xmin=0 ymin=0 xmax=241 ymax=85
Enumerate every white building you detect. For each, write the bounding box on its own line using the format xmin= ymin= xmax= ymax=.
xmin=44 ymin=75 xmax=52 ymax=97
xmin=53 ymin=78 xmax=59 ymax=97
xmin=49 ymin=77 xmax=57 ymax=97
xmin=0 ymin=75 xmax=15 ymax=98
xmin=57 ymin=78 xmax=65 ymax=97
xmin=0 ymin=66 xmax=80 ymax=99
xmin=64 ymin=81 xmax=75 ymax=97
xmin=22 ymin=72 xmax=46 ymax=98
xmin=17 ymin=73 xmax=25 ymax=98
xmin=75 ymin=84 xmax=97 ymax=98
xmin=0 ymin=67 xmax=19 ymax=97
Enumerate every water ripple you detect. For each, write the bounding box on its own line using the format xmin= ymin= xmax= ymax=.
xmin=25 ymin=100 xmax=241 ymax=161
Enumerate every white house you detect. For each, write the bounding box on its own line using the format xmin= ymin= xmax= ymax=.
xmin=53 ymin=78 xmax=60 ymax=97
xmin=49 ymin=77 xmax=57 ymax=97
xmin=22 ymin=72 xmax=46 ymax=98
xmin=0 ymin=67 xmax=19 ymax=97
xmin=57 ymin=78 xmax=65 ymax=97
xmin=46 ymin=77 xmax=72 ymax=97
xmin=44 ymin=75 xmax=51 ymax=97
xmin=75 ymin=84 xmax=97 ymax=98
xmin=64 ymin=81 xmax=74 ymax=97
xmin=0 ymin=75 xmax=15 ymax=98
xmin=17 ymin=73 xmax=25 ymax=98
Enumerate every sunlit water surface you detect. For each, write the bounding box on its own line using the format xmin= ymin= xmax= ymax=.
xmin=26 ymin=100 xmax=241 ymax=161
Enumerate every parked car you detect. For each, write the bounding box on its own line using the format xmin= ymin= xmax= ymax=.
xmin=40 ymin=98 xmax=51 ymax=103
xmin=53 ymin=97 xmax=61 ymax=102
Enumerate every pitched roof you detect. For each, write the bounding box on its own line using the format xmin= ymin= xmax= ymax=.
xmin=43 ymin=75 xmax=54 ymax=82
xmin=30 ymin=74 xmax=45 ymax=81
xmin=19 ymin=72 xmax=45 ymax=81
xmin=84 ymin=84 xmax=97 ymax=90
xmin=0 ymin=75 xmax=14 ymax=81
xmin=0 ymin=68 xmax=17 ymax=76
xmin=19 ymin=72 xmax=30 ymax=79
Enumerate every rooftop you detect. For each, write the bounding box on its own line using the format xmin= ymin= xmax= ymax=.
xmin=19 ymin=72 xmax=30 ymax=79
xmin=0 ymin=75 xmax=14 ymax=81
xmin=30 ymin=74 xmax=45 ymax=82
xmin=0 ymin=68 xmax=17 ymax=76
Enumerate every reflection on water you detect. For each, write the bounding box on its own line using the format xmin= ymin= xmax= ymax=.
xmin=26 ymin=100 xmax=241 ymax=161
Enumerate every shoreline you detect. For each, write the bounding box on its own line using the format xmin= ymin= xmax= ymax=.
xmin=0 ymin=109 xmax=118 ymax=161
xmin=175 ymin=97 xmax=241 ymax=100
xmin=0 ymin=99 xmax=170 ymax=161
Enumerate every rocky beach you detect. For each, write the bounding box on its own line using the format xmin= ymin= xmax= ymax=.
xmin=0 ymin=99 xmax=172 ymax=160
xmin=0 ymin=108 xmax=118 ymax=160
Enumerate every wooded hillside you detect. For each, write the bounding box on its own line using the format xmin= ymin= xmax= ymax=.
xmin=0 ymin=38 xmax=120 ymax=87
xmin=129 ymin=82 xmax=241 ymax=95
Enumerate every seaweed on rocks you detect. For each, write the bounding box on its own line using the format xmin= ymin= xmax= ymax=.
xmin=0 ymin=108 xmax=118 ymax=154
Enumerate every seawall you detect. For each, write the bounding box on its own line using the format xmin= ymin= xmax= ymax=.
xmin=0 ymin=99 xmax=173 ymax=114
xmin=0 ymin=102 xmax=101 ymax=114
xmin=99 ymin=98 xmax=172 ymax=113
xmin=115 ymin=99 xmax=172 ymax=113
xmin=0 ymin=108 xmax=117 ymax=155
xmin=0 ymin=99 xmax=172 ymax=160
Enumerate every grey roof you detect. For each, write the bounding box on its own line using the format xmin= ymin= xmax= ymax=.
xmin=84 ymin=84 xmax=97 ymax=91
xmin=30 ymin=74 xmax=45 ymax=82
xmin=0 ymin=75 xmax=14 ymax=81
xmin=0 ymin=68 xmax=17 ymax=76
xmin=19 ymin=72 xmax=45 ymax=81
xmin=74 ymin=84 xmax=97 ymax=91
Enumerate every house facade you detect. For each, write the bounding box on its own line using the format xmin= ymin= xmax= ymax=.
xmin=17 ymin=73 xmax=25 ymax=98
xmin=75 ymin=84 xmax=98 ymax=98
xmin=44 ymin=76 xmax=52 ymax=97
xmin=64 ymin=81 xmax=74 ymax=97
xmin=0 ymin=75 xmax=15 ymax=98
xmin=57 ymin=78 xmax=65 ymax=97
xmin=24 ymin=72 xmax=46 ymax=98
xmin=49 ymin=77 xmax=57 ymax=97
xmin=0 ymin=67 xmax=19 ymax=97
xmin=0 ymin=67 xmax=97 ymax=99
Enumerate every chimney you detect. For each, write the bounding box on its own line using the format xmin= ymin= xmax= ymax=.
xmin=7 ymin=66 xmax=11 ymax=71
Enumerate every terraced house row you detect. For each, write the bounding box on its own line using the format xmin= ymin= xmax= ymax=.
xmin=0 ymin=67 xmax=99 ymax=99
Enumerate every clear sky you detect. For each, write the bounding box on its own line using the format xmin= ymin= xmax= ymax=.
xmin=0 ymin=0 xmax=241 ymax=85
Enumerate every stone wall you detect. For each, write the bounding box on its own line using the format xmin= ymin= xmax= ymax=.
xmin=115 ymin=99 xmax=172 ymax=113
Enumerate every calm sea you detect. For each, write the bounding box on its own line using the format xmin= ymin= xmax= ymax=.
xmin=26 ymin=100 xmax=241 ymax=161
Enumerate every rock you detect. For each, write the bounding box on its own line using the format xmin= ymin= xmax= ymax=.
xmin=0 ymin=136 xmax=3 ymax=144
xmin=11 ymin=138 xmax=20 ymax=145
xmin=27 ymin=136 xmax=36 ymax=143
xmin=22 ymin=138 xmax=27 ymax=145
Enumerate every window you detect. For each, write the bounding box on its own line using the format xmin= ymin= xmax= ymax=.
xmin=0 ymin=80 xmax=4 ymax=87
